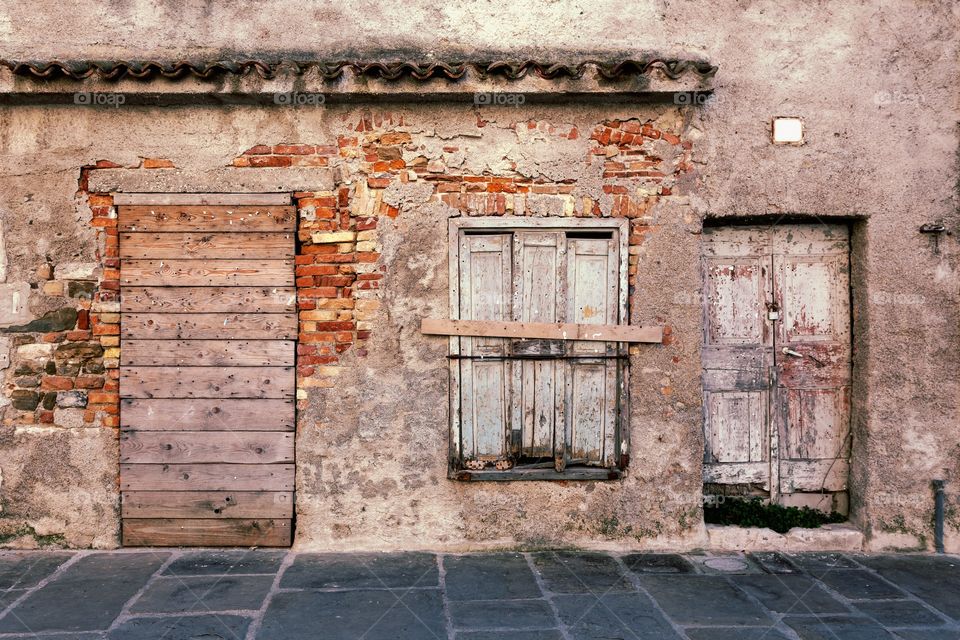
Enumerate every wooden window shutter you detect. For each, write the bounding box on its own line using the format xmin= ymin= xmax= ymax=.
xmin=458 ymin=233 xmax=512 ymax=464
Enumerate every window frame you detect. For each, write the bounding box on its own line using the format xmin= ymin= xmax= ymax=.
xmin=447 ymin=217 xmax=631 ymax=481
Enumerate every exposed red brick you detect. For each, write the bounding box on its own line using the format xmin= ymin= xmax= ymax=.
xmin=41 ymin=376 xmax=73 ymax=391
xmin=273 ymin=144 xmax=315 ymax=155
xmin=141 ymin=158 xmax=175 ymax=169
xmin=75 ymin=376 xmax=105 ymax=389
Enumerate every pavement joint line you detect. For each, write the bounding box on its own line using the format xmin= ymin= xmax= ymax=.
xmin=243 ymin=550 xmax=296 ymax=640
xmin=716 ymin=571 xmax=805 ymax=640
xmin=844 ymin=554 xmax=960 ymax=628
xmin=522 ymin=552 xmax=574 ymax=640
xmin=153 ymin=572 xmax=282 ymax=579
xmin=153 ymin=550 xmax=250 ymax=640
xmin=0 ymin=551 xmax=85 ymax=626
xmin=544 ymin=551 xmax=645 ymax=639
xmin=727 ymin=552 xmax=857 ymax=640
xmin=152 ymin=541 xmax=294 ymax=640
xmin=611 ymin=552 xmax=694 ymax=640
xmin=773 ymin=553 xmax=913 ymax=639
xmin=106 ymin=550 xmax=178 ymax=634
xmin=733 ymin=551 xmax=909 ymax=640
xmin=273 ymin=584 xmax=442 ymax=593
xmin=435 ymin=554 xmax=456 ymax=640
xmin=352 ymin=553 xmax=444 ymax=640
xmin=109 ymin=609 xmax=261 ymax=619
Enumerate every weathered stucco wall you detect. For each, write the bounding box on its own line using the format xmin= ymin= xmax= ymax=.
xmin=0 ymin=0 xmax=957 ymax=551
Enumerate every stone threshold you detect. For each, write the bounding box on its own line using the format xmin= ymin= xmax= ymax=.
xmin=706 ymin=523 xmax=864 ymax=552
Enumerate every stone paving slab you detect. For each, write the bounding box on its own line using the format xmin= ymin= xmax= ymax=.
xmin=0 ymin=553 xmax=71 ymax=590
xmin=0 ymin=550 xmax=956 ymax=639
xmin=443 ymin=553 xmax=540 ymax=600
xmin=163 ymin=549 xmax=286 ymax=576
xmin=729 ymin=574 xmax=850 ymax=614
xmin=856 ymin=554 xmax=960 ymax=619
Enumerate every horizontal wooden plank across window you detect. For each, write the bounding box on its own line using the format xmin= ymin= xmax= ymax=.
xmin=422 ymin=318 xmax=663 ymax=343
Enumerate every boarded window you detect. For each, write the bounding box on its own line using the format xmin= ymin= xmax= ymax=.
xmin=449 ymin=220 xmax=628 ymax=480
xmin=117 ymin=194 xmax=297 ymax=547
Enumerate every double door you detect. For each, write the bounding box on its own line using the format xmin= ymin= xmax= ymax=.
xmin=702 ymin=224 xmax=851 ymax=510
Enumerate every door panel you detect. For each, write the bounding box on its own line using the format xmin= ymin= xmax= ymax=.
xmin=773 ymin=225 xmax=851 ymax=501
xmin=702 ymin=227 xmax=774 ymax=486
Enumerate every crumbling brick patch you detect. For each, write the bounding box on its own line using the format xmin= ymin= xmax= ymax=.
xmin=2 ymin=173 xmax=120 ymax=429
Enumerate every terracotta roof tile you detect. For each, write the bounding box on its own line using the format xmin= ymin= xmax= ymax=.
xmin=0 ymin=59 xmax=717 ymax=82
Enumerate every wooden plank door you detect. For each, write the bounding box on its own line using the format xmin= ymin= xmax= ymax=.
xmin=118 ymin=200 xmax=297 ymax=546
xmin=701 ymin=227 xmax=775 ymax=488
xmin=773 ymin=225 xmax=851 ymax=506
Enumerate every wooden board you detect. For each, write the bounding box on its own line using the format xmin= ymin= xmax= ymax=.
xmin=120 ymin=398 xmax=295 ymax=431
xmin=120 ymin=233 xmax=295 ymax=259
xmin=121 ymin=340 xmax=295 ymax=367
xmin=121 ymin=366 xmax=294 ymax=399
xmin=122 ymin=519 xmax=291 ymax=547
xmin=120 ymin=259 xmax=294 ymax=287
xmin=421 ymin=318 xmax=663 ymax=343
xmin=118 ymin=205 xmax=295 ymax=232
xmin=121 ymin=432 xmax=294 ymax=464
xmin=780 ymin=459 xmax=849 ymax=492
xmin=122 ymin=313 xmax=297 ymax=339
xmin=121 ymin=464 xmax=295 ymax=491
xmin=113 ymin=193 xmax=291 ymax=206
xmin=122 ymin=491 xmax=294 ymax=519
xmin=121 ymin=287 xmax=296 ymax=313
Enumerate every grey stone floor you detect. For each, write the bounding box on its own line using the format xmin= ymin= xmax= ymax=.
xmin=0 ymin=550 xmax=957 ymax=639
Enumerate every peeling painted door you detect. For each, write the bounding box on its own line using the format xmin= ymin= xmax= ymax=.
xmin=702 ymin=224 xmax=851 ymax=510
xmin=455 ymin=227 xmax=623 ymax=472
